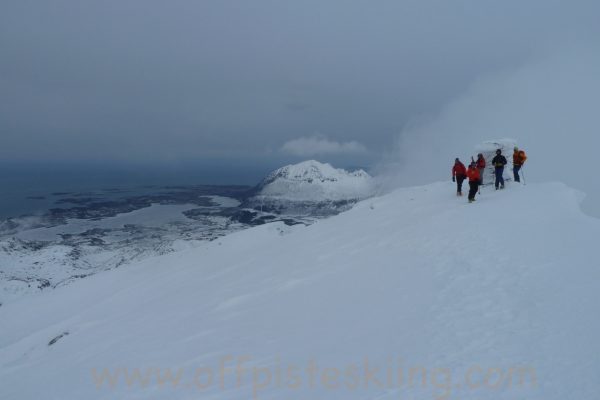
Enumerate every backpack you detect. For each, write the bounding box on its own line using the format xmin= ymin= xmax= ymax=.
xmin=514 ymin=150 xmax=527 ymax=165
xmin=519 ymin=150 xmax=527 ymax=164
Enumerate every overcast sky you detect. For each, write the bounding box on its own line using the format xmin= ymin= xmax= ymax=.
xmin=1 ymin=0 xmax=599 ymax=170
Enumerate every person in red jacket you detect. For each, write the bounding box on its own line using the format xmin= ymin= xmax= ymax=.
xmin=466 ymin=162 xmax=481 ymax=203
xmin=476 ymin=153 xmax=486 ymax=185
xmin=452 ymin=158 xmax=467 ymax=196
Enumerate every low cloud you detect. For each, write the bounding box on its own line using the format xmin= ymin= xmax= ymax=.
xmin=281 ymin=136 xmax=368 ymax=157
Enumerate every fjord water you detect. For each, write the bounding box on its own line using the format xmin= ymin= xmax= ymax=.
xmin=0 ymin=162 xmax=271 ymax=219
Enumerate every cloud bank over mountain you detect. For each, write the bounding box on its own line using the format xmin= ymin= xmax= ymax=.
xmin=281 ymin=136 xmax=368 ymax=157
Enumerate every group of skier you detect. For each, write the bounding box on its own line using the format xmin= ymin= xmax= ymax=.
xmin=452 ymin=146 xmax=527 ymax=203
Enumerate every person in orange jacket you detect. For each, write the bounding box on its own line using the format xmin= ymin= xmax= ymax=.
xmin=452 ymin=158 xmax=467 ymax=196
xmin=513 ymin=146 xmax=527 ymax=183
xmin=476 ymin=153 xmax=486 ymax=185
xmin=466 ymin=162 xmax=481 ymax=203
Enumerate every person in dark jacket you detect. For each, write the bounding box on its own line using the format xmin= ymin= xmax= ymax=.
xmin=452 ymin=158 xmax=467 ymax=196
xmin=466 ymin=162 xmax=481 ymax=203
xmin=491 ymin=149 xmax=507 ymax=190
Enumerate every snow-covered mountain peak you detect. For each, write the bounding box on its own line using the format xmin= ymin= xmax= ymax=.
xmin=255 ymin=160 xmax=374 ymax=202
xmin=263 ymin=160 xmax=369 ymax=184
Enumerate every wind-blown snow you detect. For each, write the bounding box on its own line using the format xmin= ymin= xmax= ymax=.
xmin=378 ymin=46 xmax=600 ymax=217
xmin=1 ymin=182 xmax=599 ymax=399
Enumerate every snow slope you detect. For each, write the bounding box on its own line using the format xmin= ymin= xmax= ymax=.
xmin=1 ymin=182 xmax=599 ymax=399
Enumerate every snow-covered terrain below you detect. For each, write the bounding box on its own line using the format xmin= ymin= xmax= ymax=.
xmin=1 ymin=161 xmax=369 ymax=304
xmin=0 ymin=197 xmax=246 ymax=304
xmin=1 ymin=181 xmax=598 ymax=399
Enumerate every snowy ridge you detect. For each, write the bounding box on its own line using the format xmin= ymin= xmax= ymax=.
xmin=1 ymin=181 xmax=599 ymax=399
xmin=255 ymin=160 xmax=374 ymax=202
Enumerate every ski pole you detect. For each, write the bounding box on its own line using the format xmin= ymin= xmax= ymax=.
xmin=521 ymin=166 xmax=526 ymax=185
